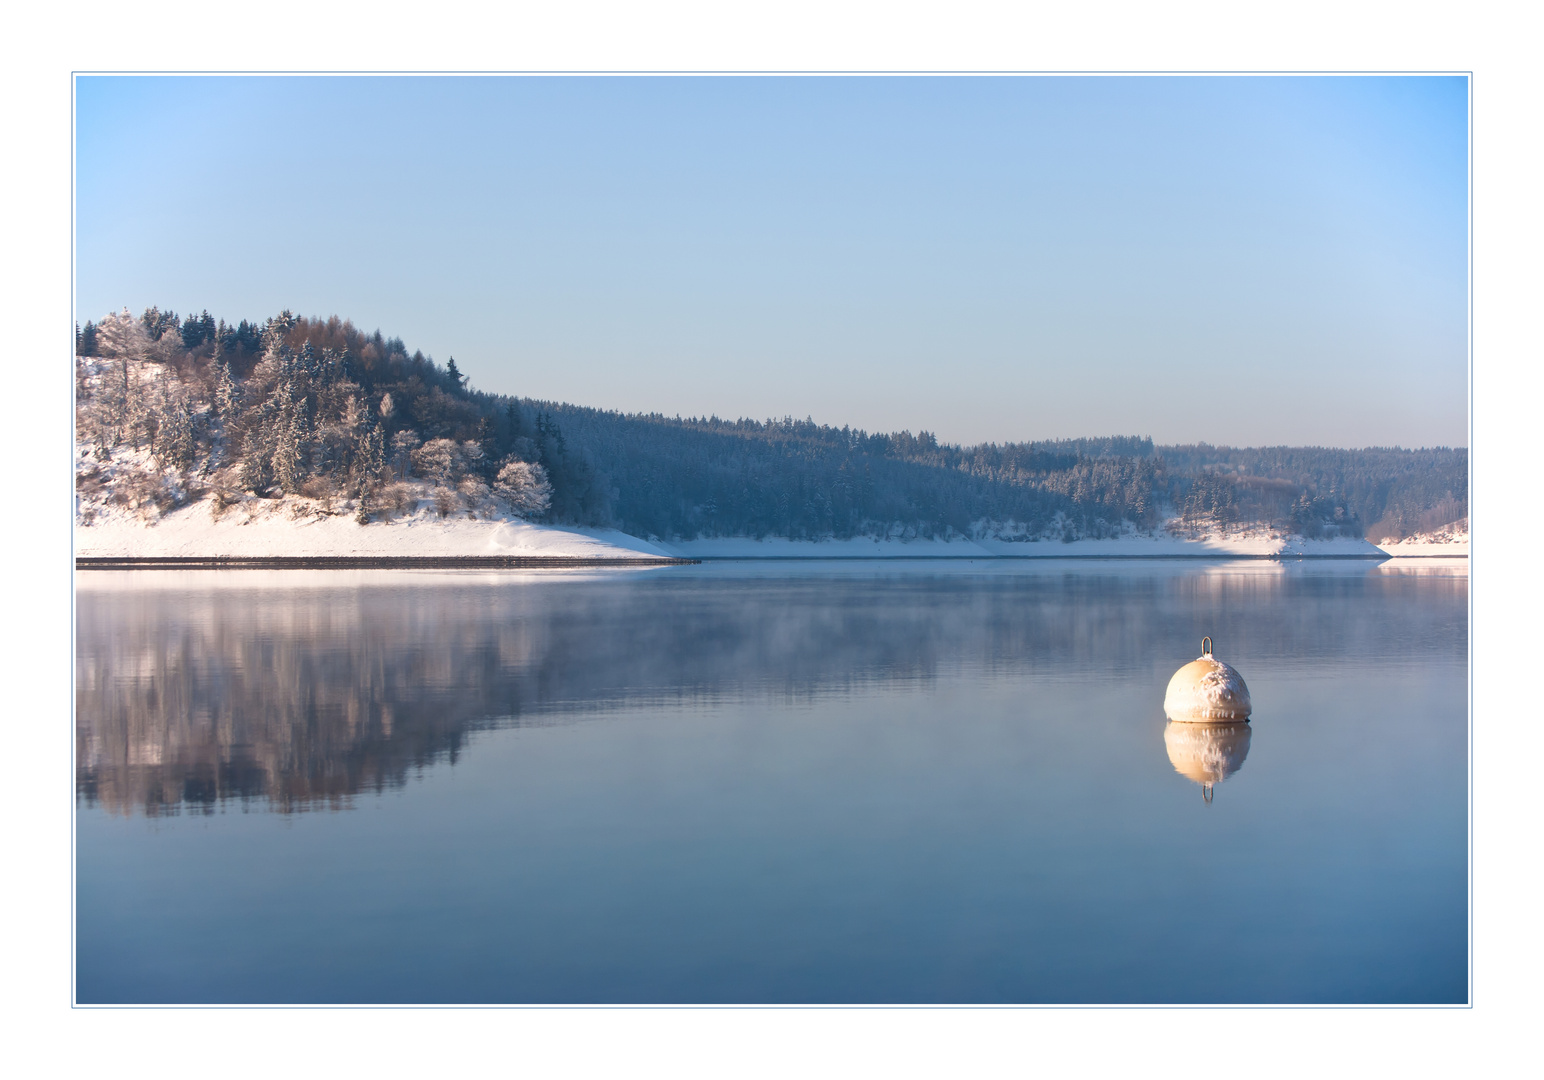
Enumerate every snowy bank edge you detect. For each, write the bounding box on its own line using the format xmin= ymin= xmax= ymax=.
xmin=75 ymin=512 xmax=1468 ymax=561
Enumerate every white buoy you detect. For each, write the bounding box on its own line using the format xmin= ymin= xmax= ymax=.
xmin=1163 ymin=637 xmax=1252 ymax=721
xmin=1163 ymin=719 xmax=1252 ymax=804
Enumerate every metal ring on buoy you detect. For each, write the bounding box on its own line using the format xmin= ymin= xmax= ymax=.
xmin=1201 ymin=636 xmax=1212 ymax=657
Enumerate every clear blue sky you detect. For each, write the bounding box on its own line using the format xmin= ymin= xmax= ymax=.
xmin=74 ymin=75 xmax=1468 ymax=448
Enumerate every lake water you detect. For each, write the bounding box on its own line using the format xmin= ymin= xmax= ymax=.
xmin=74 ymin=559 xmax=1469 ymax=1005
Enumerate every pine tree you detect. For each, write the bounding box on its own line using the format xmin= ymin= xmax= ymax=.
xmin=319 ymin=347 xmax=341 ymax=388
xmin=124 ymin=362 xmax=154 ymax=451
xmin=238 ymin=391 xmax=276 ymax=493
xmin=270 ymin=377 xmax=308 ymax=494
xmin=267 ymin=309 xmax=297 ymax=343
xmin=475 ymin=416 xmax=497 ymax=476
xmin=351 ymin=414 xmax=386 ymax=497
xmin=273 ymin=412 xmax=303 ymax=494
xmin=156 ymin=391 xmax=196 ymax=473
xmin=215 ymin=359 xmax=240 ymax=420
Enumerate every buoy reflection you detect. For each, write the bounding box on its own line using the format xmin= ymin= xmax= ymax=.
xmin=1163 ymin=719 xmax=1252 ymax=804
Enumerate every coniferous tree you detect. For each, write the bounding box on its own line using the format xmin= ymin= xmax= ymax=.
xmin=271 ymin=379 xmax=306 ymax=494
xmin=351 ymin=415 xmax=386 ymax=497
xmin=215 ymin=359 xmax=240 ymax=420
xmin=155 ymin=390 xmax=196 ymax=473
xmin=77 ymin=321 xmax=100 ymax=356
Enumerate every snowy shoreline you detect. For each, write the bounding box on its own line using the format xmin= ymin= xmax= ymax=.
xmin=75 ymin=501 xmax=1468 ymax=563
xmin=658 ymin=536 xmax=1466 ymax=559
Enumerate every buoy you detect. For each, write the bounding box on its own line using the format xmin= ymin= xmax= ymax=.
xmin=1163 ymin=636 xmax=1252 ymax=721
xmin=1163 ymin=720 xmax=1252 ymax=804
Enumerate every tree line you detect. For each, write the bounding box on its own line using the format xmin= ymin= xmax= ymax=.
xmin=75 ymin=307 xmax=1468 ymax=541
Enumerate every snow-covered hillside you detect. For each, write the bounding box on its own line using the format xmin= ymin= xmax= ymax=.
xmin=72 ymin=338 xmax=1466 ymax=563
xmin=74 ymin=426 xmax=1465 ymax=561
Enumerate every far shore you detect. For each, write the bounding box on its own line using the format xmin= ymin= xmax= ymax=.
xmin=74 ymin=506 xmax=1470 ymax=565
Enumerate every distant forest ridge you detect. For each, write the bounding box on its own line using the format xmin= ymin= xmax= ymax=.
xmin=74 ymin=308 xmax=1468 ymax=542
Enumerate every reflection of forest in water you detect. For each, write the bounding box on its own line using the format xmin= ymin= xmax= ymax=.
xmin=76 ymin=564 xmax=1466 ymax=816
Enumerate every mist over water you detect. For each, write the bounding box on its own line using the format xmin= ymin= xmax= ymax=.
xmin=75 ymin=560 xmax=1467 ymax=1004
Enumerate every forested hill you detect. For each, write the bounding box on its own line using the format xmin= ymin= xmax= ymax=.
xmin=75 ymin=307 xmax=1467 ymax=543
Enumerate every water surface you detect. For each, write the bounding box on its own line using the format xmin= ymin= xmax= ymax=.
xmin=75 ymin=559 xmax=1469 ymax=1004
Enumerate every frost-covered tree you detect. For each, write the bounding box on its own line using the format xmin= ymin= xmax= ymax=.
xmin=270 ymin=381 xmax=307 ymax=494
xmin=94 ymin=309 xmax=150 ymax=359
xmin=351 ymin=415 xmax=386 ymax=496
xmin=494 ymin=459 xmax=553 ymax=519
xmin=239 ymin=419 xmax=275 ymax=492
xmin=84 ymin=359 xmax=129 ymax=458
xmin=155 ymin=389 xmax=196 ymax=473
xmin=214 ymin=359 xmax=240 ymax=419
xmin=237 ymin=383 xmax=290 ymax=493
xmin=265 ymin=309 xmax=297 ymax=346
xmin=411 ymin=438 xmax=461 ymax=487
xmin=318 ymin=346 xmax=342 ymax=388
xmin=123 ymin=368 xmax=158 ymax=452
xmin=459 ymin=439 xmax=485 ymax=477
xmin=151 ymin=325 xmax=186 ymax=365
xmin=390 ymin=430 xmax=420 ymax=478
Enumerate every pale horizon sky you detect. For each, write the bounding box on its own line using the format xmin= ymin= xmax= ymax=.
xmin=74 ymin=74 xmax=1468 ymax=449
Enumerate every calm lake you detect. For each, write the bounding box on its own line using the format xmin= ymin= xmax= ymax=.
xmin=74 ymin=559 xmax=1469 ymax=1005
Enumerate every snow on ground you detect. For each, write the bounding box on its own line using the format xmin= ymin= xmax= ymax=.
xmin=76 ymin=497 xmax=1466 ymax=562
xmin=661 ymin=533 xmax=1393 ymax=558
xmin=1373 ymin=540 xmax=1470 ymax=558
xmin=1372 ymin=524 xmax=1470 ymax=559
xmin=75 ymin=499 xmax=674 ymax=559
xmin=979 ymin=534 xmax=1388 ymax=558
xmin=660 ymin=535 xmax=997 ymax=558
